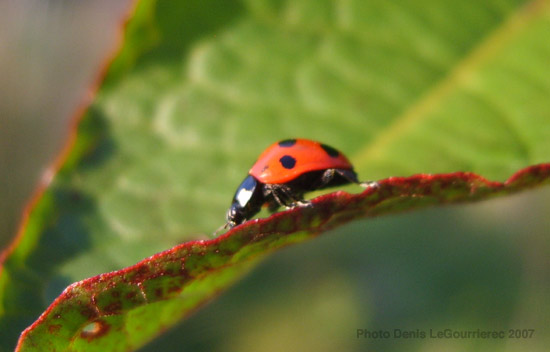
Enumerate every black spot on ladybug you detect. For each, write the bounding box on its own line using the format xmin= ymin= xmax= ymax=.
xmin=320 ymin=144 xmax=340 ymax=158
xmin=279 ymin=155 xmax=296 ymax=169
xmin=278 ymin=139 xmax=296 ymax=147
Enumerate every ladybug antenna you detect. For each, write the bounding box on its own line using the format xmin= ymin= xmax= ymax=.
xmin=213 ymin=222 xmax=230 ymax=237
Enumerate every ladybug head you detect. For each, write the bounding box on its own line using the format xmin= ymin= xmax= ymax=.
xmin=225 ymin=202 xmax=245 ymax=228
xmin=225 ymin=175 xmax=264 ymax=229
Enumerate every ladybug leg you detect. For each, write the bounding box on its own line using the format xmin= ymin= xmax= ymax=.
xmin=332 ymin=169 xmax=379 ymax=188
xmin=270 ymin=188 xmax=291 ymax=209
xmin=267 ymin=199 xmax=281 ymax=213
xmin=318 ymin=168 xmax=337 ymax=186
xmin=277 ymin=185 xmax=311 ymax=208
xmin=290 ymin=198 xmax=312 ymax=208
xmin=316 ymin=168 xmax=351 ymax=188
xmin=265 ymin=184 xmax=293 ymax=211
xmin=267 ymin=184 xmax=311 ymax=210
xmin=359 ymin=180 xmax=379 ymax=188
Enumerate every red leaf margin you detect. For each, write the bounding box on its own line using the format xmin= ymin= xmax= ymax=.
xmin=15 ymin=163 xmax=550 ymax=351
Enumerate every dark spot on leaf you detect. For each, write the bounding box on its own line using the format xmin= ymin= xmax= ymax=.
xmin=168 ymin=285 xmax=182 ymax=293
xmin=103 ymin=302 xmax=122 ymax=313
xmin=79 ymin=306 xmax=98 ymax=319
xmin=278 ymin=139 xmax=296 ymax=147
xmin=48 ymin=324 xmax=61 ymax=334
xmin=320 ymin=144 xmax=339 ymax=157
xmin=130 ymin=265 xmax=151 ymax=284
xmin=279 ymin=155 xmax=296 ymax=169
xmin=80 ymin=320 xmax=110 ymax=341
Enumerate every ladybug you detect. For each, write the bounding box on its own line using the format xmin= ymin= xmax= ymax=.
xmin=223 ymin=138 xmax=377 ymax=229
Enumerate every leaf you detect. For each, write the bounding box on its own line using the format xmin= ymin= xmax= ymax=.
xmin=15 ymin=165 xmax=550 ymax=351
xmin=2 ymin=0 xmax=550 ymax=350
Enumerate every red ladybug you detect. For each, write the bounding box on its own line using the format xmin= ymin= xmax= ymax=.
xmin=224 ymin=138 xmax=376 ymax=229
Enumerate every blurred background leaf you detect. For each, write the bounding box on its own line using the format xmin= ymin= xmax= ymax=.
xmin=1 ymin=0 xmax=549 ymax=351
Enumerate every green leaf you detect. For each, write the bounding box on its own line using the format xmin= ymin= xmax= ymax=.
xmin=15 ymin=166 xmax=550 ymax=351
xmin=2 ymin=0 xmax=550 ymax=350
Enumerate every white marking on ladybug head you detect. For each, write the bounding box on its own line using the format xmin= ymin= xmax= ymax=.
xmin=236 ymin=187 xmax=253 ymax=207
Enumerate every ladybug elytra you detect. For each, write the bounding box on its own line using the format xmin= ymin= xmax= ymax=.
xmin=223 ymin=138 xmax=377 ymax=229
